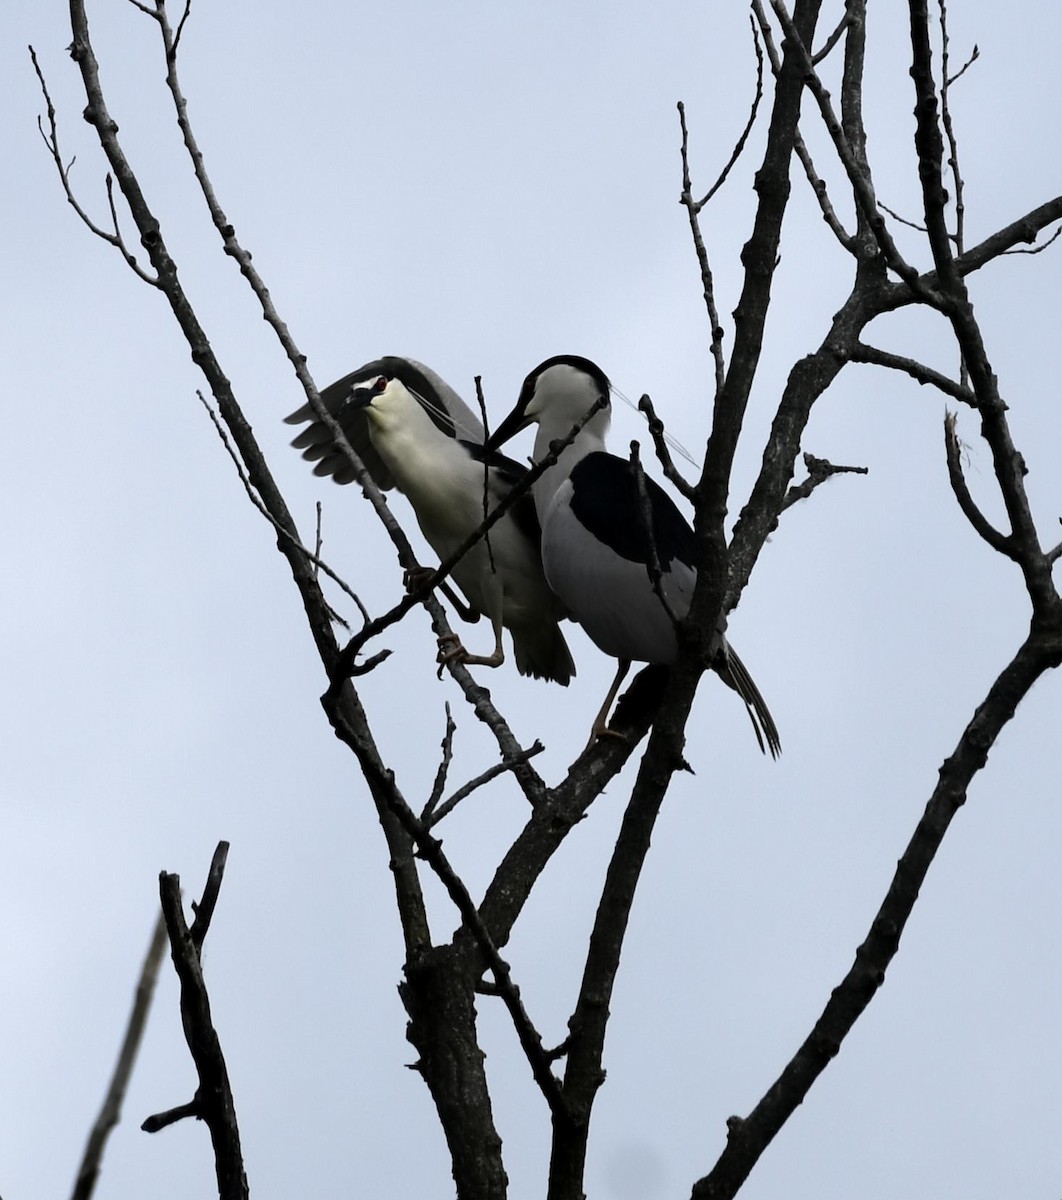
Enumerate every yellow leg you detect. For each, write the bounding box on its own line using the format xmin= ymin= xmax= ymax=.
xmin=584 ymin=659 xmax=632 ymax=750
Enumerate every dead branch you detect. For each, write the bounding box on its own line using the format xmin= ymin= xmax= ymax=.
xmin=629 ymin=440 xmax=682 ymax=628
xmin=751 ymin=1 xmax=854 ymax=250
xmin=693 ymin=626 xmax=1062 ymax=1199
xmin=781 ymin=453 xmax=867 ymax=511
xmin=427 ymin=742 xmax=545 ymax=829
xmin=678 ymin=101 xmax=728 ymax=394
xmin=422 ymin=703 xmax=457 ymax=822
xmin=693 ymin=18 xmax=764 ymax=211
xmin=766 ymin=0 xmax=929 ymax=289
xmin=943 ymin=411 xmax=1014 ymax=556
xmin=143 ymin=843 xmax=249 ymax=1200
xmin=29 ymin=47 xmax=158 ymax=286
xmin=849 ymin=343 xmax=975 ymax=404
xmin=196 ymin=390 xmax=367 ymax=619
xmin=70 ymin=914 xmax=168 ymax=1200
xmin=637 ymin=393 xmax=697 ymax=500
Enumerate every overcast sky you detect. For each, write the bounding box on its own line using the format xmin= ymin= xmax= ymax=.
xmin=3 ymin=3 xmax=1060 ymax=1198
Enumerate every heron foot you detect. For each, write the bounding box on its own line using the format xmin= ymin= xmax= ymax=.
xmin=436 ymin=633 xmax=504 ymax=678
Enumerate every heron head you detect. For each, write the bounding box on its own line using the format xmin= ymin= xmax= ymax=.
xmin=487 ymin=355 xmax=611 ymax=451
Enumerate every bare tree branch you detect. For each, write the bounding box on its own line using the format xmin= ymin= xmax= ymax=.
xmin=427 ymin=741 xmax=545 ymax=829
xmin=374 ymin=780 xmax=569 ymax=1121
xmin=751 ymin=0 xmax=854 ymax=250
xmin=70 ymin=914 xmax=168 ymax=1200
xmin=693 ymin=627 xmax=1062 ymax=1199
xmin=938 ymin=0 xmax=969 ymax=275
xmin=849 ymin=342 xmax=975 ymax=405
xmin=143 ymin=843 xmax=249 ymax=1200
xmin=943 ymin=411 xmax=1014 ymax=556
xmin=678 ymin=101 xmax=729 ymax=394
xmin=196 ymin=390 xmax=369 ymax=619
xmin=812 ymin=11 xmax=850 ymax=63
xmin=781 ymin=452 xmax=867 ymax=511
xmin=693 ymin=19 xmax=764 ymax=212
xmin=29 ymin=47 xmax=158 ymax=286
xmin=766 ymin=0 xmax=929 ymax=291
xmin=637 ymin=393 xmax=697 ymax=500
xmin=423 ymin=703 xmax=457 ymax=822
xmin=949 ymin=198 xmax=1062 ymax=276
xmin=908 ymin=0 xmax=1057 ymax=613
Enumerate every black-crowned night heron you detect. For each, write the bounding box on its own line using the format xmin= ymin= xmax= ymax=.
xmin=486 ymin=354 xmax=780 ymax=755
xmin=286 ymin=356 xmax=575 ymax=684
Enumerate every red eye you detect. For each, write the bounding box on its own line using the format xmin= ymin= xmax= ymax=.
xmin=374 ymin=376 xmax=389 ymax=394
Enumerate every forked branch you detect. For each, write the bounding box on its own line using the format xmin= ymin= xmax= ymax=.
xmin=143 ymin=843 xmax=249 ymax=1200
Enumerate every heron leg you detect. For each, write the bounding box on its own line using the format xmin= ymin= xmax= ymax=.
xmin=403 ymin=566 xmax=481 ymax=624
xmin=585 ymin=659 xmax=632 ymax=749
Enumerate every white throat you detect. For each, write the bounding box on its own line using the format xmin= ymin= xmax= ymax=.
xmin=530 ymin=406 xmax=610 ymax=525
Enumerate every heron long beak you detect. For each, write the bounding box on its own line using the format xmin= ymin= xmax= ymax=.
xmin=484 ymin=400 xmax=533 ymax=452
xmin=340 ymin=384 xmax=379 ymax=413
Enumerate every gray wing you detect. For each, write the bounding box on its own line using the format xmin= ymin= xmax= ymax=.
xmin=285 ymin=356 xmax=484 ymax=490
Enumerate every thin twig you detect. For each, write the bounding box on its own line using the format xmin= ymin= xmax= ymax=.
xmin=328 ymin=394 xmax=609 ymax=691
xmin=812 ymin=11 xmax=850 ymax=63
xmin=938 ymin=0 xmax=969 ymax=389
xmin=678 ymin=101 xmax=728 ymax=395
xmin=29 ymin=47 xmax=158 ymax=286
xmin=473 ymin=375 xmax=497 ymax=572
xmin=781 ymin=453 xmax=867 ymax=511
xmin=879 ymin=201 xmax=928 ymax=234
xmin=196 ymin=391 xmax=365 ymax=619
xmin=766 ymin=0 xmax=931 ymax=290
xmin=693 ymin=18 xmax=764 ymax=210
xmin=190 ymin=840 xmax=229 ymax=950
xmin=629 ymin=441 xmax=681 ymax=628
xmin=1001 ymin=225 xmax=1062 ymax=257
xmin=637 ymin=394 xmax=697 ymax=502
xmin=70 ymin=914 xmax=168 ymax=1200
xmin=427 ymin=741 xmax=545 ymax=829
xmin=172 ymin=0 xmax=193 ymax=55
xmin=422 ymin=703 xmax=457 ymax=822
xmin=945 ymin=40 xmax=979 ymax=87
xmin=849 ymin=343 xmax=976 ymax=405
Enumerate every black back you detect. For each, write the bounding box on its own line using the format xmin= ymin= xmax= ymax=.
xmin=569 ymin=452 xmax=694 ymax=569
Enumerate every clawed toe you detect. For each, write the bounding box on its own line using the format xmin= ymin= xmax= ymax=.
xmin=436 ymin=633 xmax=466 ymax=678
xmin=404 ymin=566 xmax=435 ymax=593
xmin=583 ymin=724 xmax=631 ymax=754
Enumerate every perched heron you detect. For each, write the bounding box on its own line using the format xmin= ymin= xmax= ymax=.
xmin=286 ymin=356 xmax=575 ymax=684
xmin=486 ymin=354 xmax=780 ymax=755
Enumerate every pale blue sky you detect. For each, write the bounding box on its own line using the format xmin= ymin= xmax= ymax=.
xmin=3 ymin=3 xmax=1060 ymax=1198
